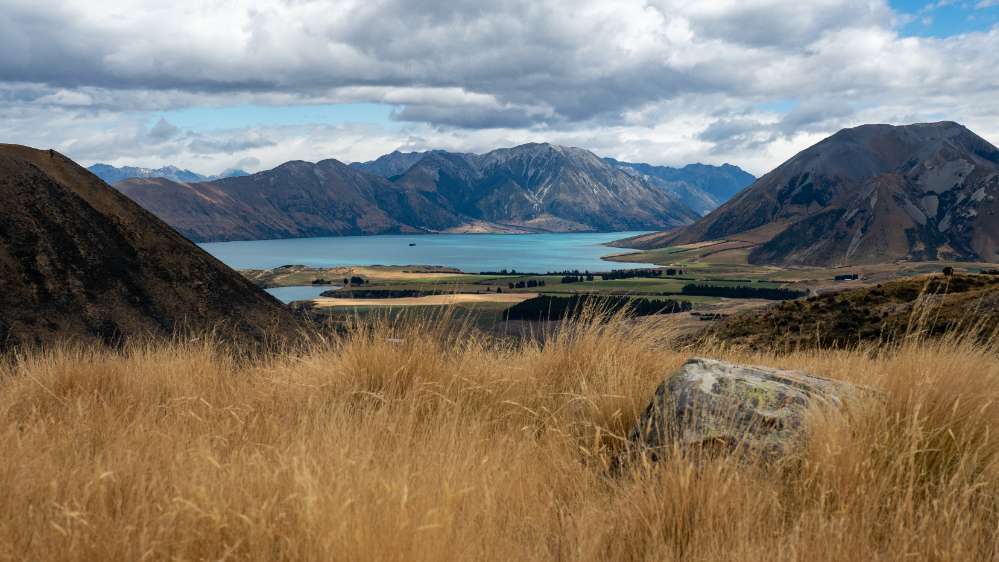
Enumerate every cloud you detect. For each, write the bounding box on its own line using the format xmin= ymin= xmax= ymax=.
xmin=699 ymin=117 xmax=771 ymax=145
xmin=0 ymin=0 xmax=998 ymax=175
xmin=0 ymin=0 xmax=938 ymax=119
xmin=187 ymin=131 xmax=276 ymax=155
xmin=673 ymin=0 xmax=893 ymax=48
xmin=147 ymin=118 xmax=180 ymax=141
xmin=234 ymin=156 xmax=261 ymax=170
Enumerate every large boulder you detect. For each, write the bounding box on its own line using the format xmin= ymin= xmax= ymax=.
xmin=627 ymin=357 xmax=872 ymax=461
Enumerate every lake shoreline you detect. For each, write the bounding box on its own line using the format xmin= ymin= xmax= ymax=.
xmin=202 ymin=231 xmax=656 ymax=273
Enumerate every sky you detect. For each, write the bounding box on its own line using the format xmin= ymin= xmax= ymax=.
xmin=1 ymin=0 xmax=998 ymax=176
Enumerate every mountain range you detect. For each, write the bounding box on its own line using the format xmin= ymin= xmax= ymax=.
xmin=0 ymin=145 xmax=294 ymax=350
xmin=618 ymin=122 xmax=999 ymax=266
xmin=88 ymin=163 xmax=249 ymax=184
xmin=114 ymin=143 xmax=751 ymax=242
xmin=354 ymin=151 xmax=756 ymax=217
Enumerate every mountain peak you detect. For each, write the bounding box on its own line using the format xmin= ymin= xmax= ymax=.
xmin=826 ymin=121 xmax=971 ymax=145
xmin=511 ymin=142 xmax=582 ymax=154
xmin=628 ymin=121 xmax=999 ymax=266
xmin=275 ymin=159 xmax=314 ymax=169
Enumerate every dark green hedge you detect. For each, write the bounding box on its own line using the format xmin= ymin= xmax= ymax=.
xmin=680 ymin=284 xmax=805 ymax=300
xmin=505 ymin=294 xmax=691 ymax=321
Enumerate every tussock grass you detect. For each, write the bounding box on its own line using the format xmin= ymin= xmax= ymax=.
xmin=1 ymin=308 xmax=998 ymax=561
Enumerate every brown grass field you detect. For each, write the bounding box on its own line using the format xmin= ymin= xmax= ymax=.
xmin=2 ymin=308 xmax=999 ymax=561
xmin=311 ymin=292 xmax=537 ymax=308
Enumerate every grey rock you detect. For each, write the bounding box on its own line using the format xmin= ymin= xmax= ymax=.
xmin=628 ymin=357 xmax=872 ymax=460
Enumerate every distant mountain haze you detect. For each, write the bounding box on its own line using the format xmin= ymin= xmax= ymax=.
xmin=603 ymin=159 xmax=756 ymax=216
xmin=0 ymin=145 xmax=295 ymax=350
xmin=88 ymin=163 xmax=249 ymax=184
xmin=619 ymin=122 xmax=999 ymax=266
xmin=115 ymin=143 xmax=720 ymax=242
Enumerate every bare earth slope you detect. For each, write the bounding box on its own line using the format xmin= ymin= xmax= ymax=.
xmin=619 ymin=122 xmax=999 ymax=266
xmin=0 ymin=145 xmax=295 ymax=350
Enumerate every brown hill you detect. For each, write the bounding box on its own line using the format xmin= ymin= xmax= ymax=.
xmin=619 ymin=122 xmax=999 ymax=266
xmin=115 ymin=159 xmax=465 ymax=242
xmin=0 ymin=145 xmax=295 ymax=350
xmin=706 ymin=273 xmax=999 ymax=350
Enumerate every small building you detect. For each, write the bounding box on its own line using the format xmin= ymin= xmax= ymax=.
xmin=834 ymin=273 xmax=860 ymax=281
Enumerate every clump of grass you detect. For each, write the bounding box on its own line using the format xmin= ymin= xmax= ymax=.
xmin=1 ymin=307 xmax=998 ymax=561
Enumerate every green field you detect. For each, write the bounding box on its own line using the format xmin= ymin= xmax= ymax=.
xmin=334 ymin=273 xmax=783 ymax=303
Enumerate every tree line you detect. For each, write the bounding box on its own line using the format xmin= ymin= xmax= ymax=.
xmin=505 ymin=294 xmax=692 ymax=321
xmin=680 ymin=284 xmax=805 ymax=300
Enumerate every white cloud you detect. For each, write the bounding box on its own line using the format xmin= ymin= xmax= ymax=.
xmin=0 ymin=0 xmax=997 ymax=175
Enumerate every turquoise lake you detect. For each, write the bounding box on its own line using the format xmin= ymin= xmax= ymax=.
xmin=200 ymin=232 xmax=651 ymax=273
xmin=263 ymin=285 xmax=340 ymax=303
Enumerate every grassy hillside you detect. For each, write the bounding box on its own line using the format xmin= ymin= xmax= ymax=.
xmin=1 ymin=310 xmax=998 ymax=560
xmin=710 ymin=273 xmax=999 ymax=350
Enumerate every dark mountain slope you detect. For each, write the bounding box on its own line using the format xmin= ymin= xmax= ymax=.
xmin=619 ymin=122 xmax=999 ymax=266
xmin=349 ymin=150 xmax=450 ymax=178
xmin=0 ymin=145 xmax=294 ymax=350
xmin=481 ymin=143 xmax=701 ymax=231
xmin=117 ymin=159 xmax=467 ymax=242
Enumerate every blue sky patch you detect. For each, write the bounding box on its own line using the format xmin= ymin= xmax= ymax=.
xmin=892 ymin=0 xmax=999 ymax=37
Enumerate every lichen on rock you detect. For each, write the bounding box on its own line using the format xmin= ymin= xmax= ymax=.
xmin=626 ymin=357 xmax=875 ymax=462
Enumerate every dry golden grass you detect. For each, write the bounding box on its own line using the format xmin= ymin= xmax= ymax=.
xmin=1 ymin=309 xmax=998 ymax=561
xmin=311 ymin=292 xmax=536 ymax=307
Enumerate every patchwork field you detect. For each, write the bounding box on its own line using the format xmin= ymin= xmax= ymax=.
xmin=241 ymin=252 xmax=999 ymax=345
